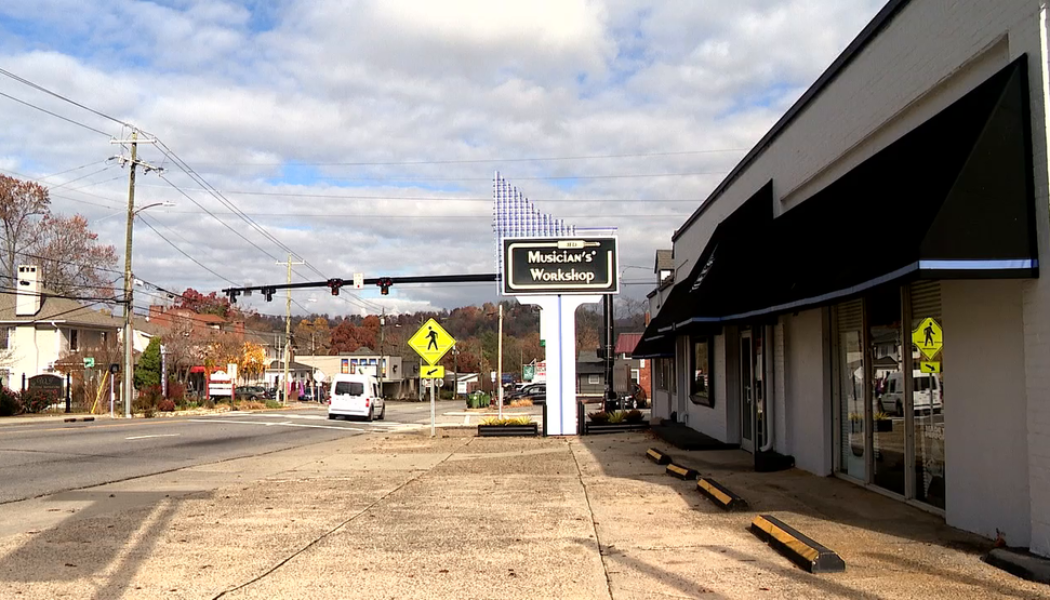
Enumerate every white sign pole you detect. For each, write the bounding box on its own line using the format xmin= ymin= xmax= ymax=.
xmin=520 ymin=294 xmax=600 ymax=435
xmin=430 ymin=379 xmax=436 ymax=438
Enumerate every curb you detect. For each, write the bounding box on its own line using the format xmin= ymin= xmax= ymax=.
xmin=646 ymin=448 xmax=673 ymax=465
xmin=750 ymin=514 xmax=845 ymax=573
xmin=984 ymin=548 xmax=1050 ymax=584
xmin=697 ymin=478 xmax=748 ymax=511
xmin=666 ymin=462 xmax=699 ymax=480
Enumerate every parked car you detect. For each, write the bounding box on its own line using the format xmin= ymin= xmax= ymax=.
xmin=328 ymin=373 xmax=385 ymax=421
xmin=518 ymin=383 xmax=546 ymax=405
xmin=879 ymin=371 xmax=943 ymax=415
xmin=235 ymin=385 xmax=266 ymax=400
xmin=302 ymin=386 xmax=328 ymax=402
xmin=504 ymin=383 xmax=543 ymax=403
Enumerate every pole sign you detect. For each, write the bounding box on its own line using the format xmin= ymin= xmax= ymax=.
xmin=502 ymin=237 xmax=618 ymax=295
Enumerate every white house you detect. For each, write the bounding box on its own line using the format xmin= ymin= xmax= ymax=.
xmin=0 ymin=265 xmax=123 ymax=389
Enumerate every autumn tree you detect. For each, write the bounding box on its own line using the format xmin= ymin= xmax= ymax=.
xmin=0 ymin=175 xmax=50 ymax=282
xmin=176 ymin=288 xmax=231 ymax=318
xmin=34 ymin=214 xmax=119 ymax=297
xmin=329 ymin=320 xmax=363 ymax=354
xmin=237 ymin=341 xmax=267 ymax=383
xmin=161 ymin=313 xmax=197 ymax=384
xmin=293 ymin=317 xmax=331 ymax=355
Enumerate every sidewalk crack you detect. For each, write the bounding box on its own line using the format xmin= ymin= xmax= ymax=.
xmin=570 ymin=441 xmax=615 ymax=600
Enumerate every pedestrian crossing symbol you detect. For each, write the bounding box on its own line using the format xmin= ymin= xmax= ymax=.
xmin=408 ymin=318 xmax=456 ymax=365
xmin=911 ymin=317 xmax=943 ymax=361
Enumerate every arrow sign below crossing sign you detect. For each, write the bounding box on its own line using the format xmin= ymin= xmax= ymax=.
xmin=421 ymin=365 xmax=445 ymax=379
xmin=408 ymin=318 xmax=456 ymax=365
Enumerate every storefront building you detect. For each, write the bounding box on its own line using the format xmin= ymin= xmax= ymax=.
xmin=637 ymin=0 xmax=1050 ymax=557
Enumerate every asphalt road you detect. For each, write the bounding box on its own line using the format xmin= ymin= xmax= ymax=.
xmin=0 ymin=399 xmax=483 ymax=505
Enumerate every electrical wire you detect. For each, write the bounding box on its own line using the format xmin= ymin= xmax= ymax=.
xmin=0 ymin=66 xmax=133 ymax=128
xmin=0 ymin=89 xmax=113 ymax=137
xmin=135 ymin=214 xmax=241 ymax=286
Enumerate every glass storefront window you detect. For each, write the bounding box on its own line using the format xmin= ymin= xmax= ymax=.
xmin=834 ymin=300 xmax=865 ymax=480
xmin=869 ymin=287 xmax=905 ymax=496
xmin=910 ymin=281 xmax=946 ymax=509
xmin=690 ymin=337 xmax=713 ymax=406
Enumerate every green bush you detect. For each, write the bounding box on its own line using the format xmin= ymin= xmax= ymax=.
xmin=607 ymin=411 xmax=627 ymax=424
xmin=0 ymin=388 xmax=22 ymax=416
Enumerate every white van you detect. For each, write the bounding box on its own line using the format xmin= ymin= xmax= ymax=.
xmin=327 ymin=374 xmax=385 ymax=421
xmin=880 ymin=371 xmax=943 ymax=416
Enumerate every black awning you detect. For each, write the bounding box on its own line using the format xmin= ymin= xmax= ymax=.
xmin=632 ymin=330 xmax=673 ymax=359
xmin=670 ymin=56 xmax=1037 ymax=327
xmin=658 ymin=181 xmax=774 ymax=331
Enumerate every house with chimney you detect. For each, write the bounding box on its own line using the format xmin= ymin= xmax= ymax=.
xmin=0 ymin=265 xmax=123 ymax=390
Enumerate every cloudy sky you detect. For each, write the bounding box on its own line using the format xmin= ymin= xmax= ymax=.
xmin=0 ymin=0 xmax=884 ymax=319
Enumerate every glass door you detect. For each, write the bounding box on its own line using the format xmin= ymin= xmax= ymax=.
xmin=740 ymin=330 xmax=755 ymax=452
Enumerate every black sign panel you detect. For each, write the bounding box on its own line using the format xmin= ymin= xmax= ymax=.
xmin=503 ymin=237 xmax=618 ymax=295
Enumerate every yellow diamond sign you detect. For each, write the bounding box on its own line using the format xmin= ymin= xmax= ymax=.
xmin=912 ymin=317 xmax=943 ymax=361
xmin=408 ymin=318 xmax=456 ymax=365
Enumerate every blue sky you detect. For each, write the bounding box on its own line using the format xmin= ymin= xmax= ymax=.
xmin=0 ymin=0 xmax=885 ymax=315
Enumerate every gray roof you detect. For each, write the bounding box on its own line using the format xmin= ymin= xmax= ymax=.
xmin=655 ymin=249 xmax=674 ymax=271
xmin=0 ymin=290 xmax=124 ymax=329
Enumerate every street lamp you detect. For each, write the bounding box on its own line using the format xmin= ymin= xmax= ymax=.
xmin=122 ymin=200 xmax=174 ymax=418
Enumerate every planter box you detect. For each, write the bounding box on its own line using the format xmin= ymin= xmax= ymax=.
xmin=477 ymin=423 xmax=538 ymax=437
xmin=584 ymin=422 xmax=650 ymax=435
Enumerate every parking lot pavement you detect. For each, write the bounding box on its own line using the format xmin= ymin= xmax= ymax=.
xmin=0 ymin=430 xmax=1047 ymax=599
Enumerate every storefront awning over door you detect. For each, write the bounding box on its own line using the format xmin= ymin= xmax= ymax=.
xmin=669 ymin=56 xmax=1037 ymax=327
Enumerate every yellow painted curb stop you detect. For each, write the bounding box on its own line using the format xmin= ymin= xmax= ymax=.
xmin=750 ymin=514 xmax=845 ymax=573
xmin=646 ymin=448 xmax=672 ymax=465
xmin=697 ymin=478 xmax=748 ymax=511
xmin=665 ymin=463 xmax=699 ymax=480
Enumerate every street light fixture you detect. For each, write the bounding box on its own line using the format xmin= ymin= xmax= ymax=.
xmin=122 ymin=200 xmax=174 ymax=418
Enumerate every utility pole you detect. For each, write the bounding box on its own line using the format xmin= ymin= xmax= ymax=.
xmin=115 ymin=131 xmax=162 ymax=418
xmin=379 ymin=308 xmax=385 ymax=399
xmin=277 ymin=254 xmax=304 ymax=402
xmin=497 ymin=304 xmax=504 ymax=418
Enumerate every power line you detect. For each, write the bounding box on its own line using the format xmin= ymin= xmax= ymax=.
xmin=0 ymin=66 xmax=133 ymax=128
xmin=135 ymin=214 xmax=241 ymax=286
xmin=207 ymin=148 xmax=750 ymax=167
xmin=0 ymin=89 xmax=113 ymax=137
xmin=135 ymin=184 xmax=708 ymax=203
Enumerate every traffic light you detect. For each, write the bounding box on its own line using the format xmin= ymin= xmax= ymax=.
xmin=377 ymin=277 xmax=393 ymax=295
xmin=328 ymin=278 xmax=344 ymax=296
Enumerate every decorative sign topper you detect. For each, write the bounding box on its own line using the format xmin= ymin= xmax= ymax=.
xmin=502 ymin=237 xmax=618 ymax=295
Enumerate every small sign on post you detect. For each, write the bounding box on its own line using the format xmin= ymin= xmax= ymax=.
xmin=353 ymin=272 xmax=364 ymax=290
xmin=83 ymin=357 xmax=95 ymax=369
xmin=407 ymin=319 xmax=456 ymax=438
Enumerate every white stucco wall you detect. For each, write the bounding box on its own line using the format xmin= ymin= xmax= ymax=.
xmin=942 ymin=280 xmax=1032 ymax=547
xmin=782 ymin=309 xmax=833 ymax=476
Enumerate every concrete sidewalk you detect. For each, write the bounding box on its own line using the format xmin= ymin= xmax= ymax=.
xmin=0 ymin=431 xmax=1045 ymax=599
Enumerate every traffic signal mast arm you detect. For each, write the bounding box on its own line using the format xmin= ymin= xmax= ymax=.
xmin=222 ymin=273 xmax=500 ymax=302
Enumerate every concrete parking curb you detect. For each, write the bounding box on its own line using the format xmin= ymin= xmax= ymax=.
xmin=666 ymin=462 xmax=699 ymax=480
xmin=63 ymin=416 xmax=95 ymax=423
xmin=750 ymin=514 xmax=846 ymax=573
xmin=646 ymin=448 xmax=673 ymax=465
xmin=697 ymin=477 xmax=748 ymax=511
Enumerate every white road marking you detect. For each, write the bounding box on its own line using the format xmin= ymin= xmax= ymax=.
xmin=125 ymin=434 xmax=181 ymax=440
xmin=463 ymin=414 xmax=470 ymax=425
xmin=190 ymin=419 xmax=365 ymax=432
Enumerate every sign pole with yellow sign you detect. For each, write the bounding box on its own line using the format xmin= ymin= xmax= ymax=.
xmin=408 ymin=319 xmax=456 ymax=438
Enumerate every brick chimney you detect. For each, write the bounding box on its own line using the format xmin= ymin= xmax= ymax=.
xmin=15 ymin=265 xmax=41 ymax=316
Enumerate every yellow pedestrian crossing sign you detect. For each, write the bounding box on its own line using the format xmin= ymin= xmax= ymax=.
xmin=421 ymin=365 xmax=445 ymax=379
xmin=408 ymin=318 xmax=456 ymax=365
xmin=912 ymin=317 xmax=943 ymax=360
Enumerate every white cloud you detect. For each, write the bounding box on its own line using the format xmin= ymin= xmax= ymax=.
xmin=0 ymin=0 xmax=886 ymax=316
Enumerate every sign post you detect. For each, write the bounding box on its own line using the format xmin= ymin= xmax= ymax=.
xmin=408 ymin=318 xmax=456 ymax=437
xmin=502 ymin=236 xmax=618 ymax=436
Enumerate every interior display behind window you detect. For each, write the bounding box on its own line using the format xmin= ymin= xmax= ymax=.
xmin=690 ymin=336 xmax=713 ymax=406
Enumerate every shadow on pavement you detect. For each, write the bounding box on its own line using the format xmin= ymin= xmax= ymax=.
xmin=0 ymin=490 xmax=211 ymax=600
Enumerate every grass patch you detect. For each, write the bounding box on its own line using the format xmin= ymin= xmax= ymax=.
xmin=480 ymin=416 xmax=534 ymax=426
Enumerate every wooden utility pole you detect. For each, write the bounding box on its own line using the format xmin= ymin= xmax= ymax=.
xmin=277 ymin=254 xmax=304 ymax=402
